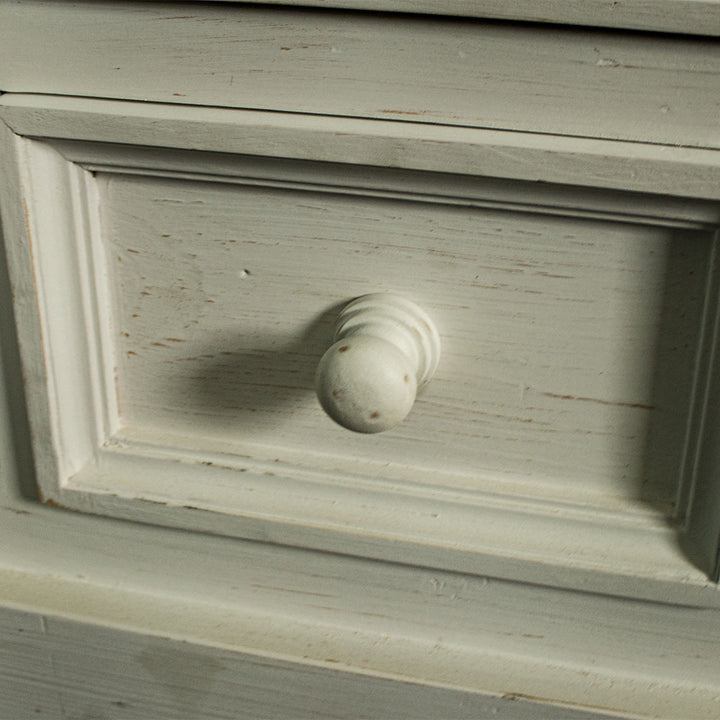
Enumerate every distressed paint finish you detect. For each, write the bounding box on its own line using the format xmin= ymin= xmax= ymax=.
xmin=2 ymin=97 xmax=720 ymax=603
xmin=4 ymin=95 xmax=720 ymax=201
xmin=1 ymin=607 xmax=617 ymax=720
xmin=2 ymin=219 xmax=720 ymax=716
xmin=100 ymin=170 xmax=707 ymax=505
xmin=314 ymin=294 xmax=442 ymax=433
xmin=1 ymin=3 xmax=719 ymax=148
xmin=1 ymin=3 xmax=720 ymax=717
xmin=1 ymin=496 xmax=720 ymax=720
xmin=173 ymin=0 xmax=720 ymax=35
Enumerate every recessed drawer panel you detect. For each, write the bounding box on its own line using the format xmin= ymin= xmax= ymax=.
xmin=102 ymin=171 xmax=707 ymax=513
xmin=3 ymin=95 xmax=720 ymax=602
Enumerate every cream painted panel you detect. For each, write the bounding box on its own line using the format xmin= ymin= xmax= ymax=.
xmin=1 ymin=2 xmax=719 ymax=147
xmin=198 ymin=0 xmax=720 ymax=35
xmin=2 ymin=208 xmax=720 ymax=719
xmin=101 ymin=172 xmax=707 ymax=508
xmin=1 ymin=607 xmax=615 ymax=720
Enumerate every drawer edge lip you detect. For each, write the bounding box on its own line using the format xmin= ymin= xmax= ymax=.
xmin=2 ymin=93 xmax=720 ymax=201
xmin=53 ymin=437 xmax=719 ymax=609
xmin=4 ymin=92 xmax=720 ymax=607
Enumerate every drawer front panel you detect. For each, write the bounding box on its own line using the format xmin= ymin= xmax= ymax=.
xmin=1 ymin=2 xmax=719 ymax=148
xmin=2 ymin=95 xmax=720 ymax=603
xmin=103 ymin=171 xmax=707 ymax=510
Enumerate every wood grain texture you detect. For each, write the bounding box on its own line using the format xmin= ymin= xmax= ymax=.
xmin=1 ymin=505 xmax=720 ymax=719
xmin=1 ymin=6 xmax=720 ymax=718
xmin=1 ymin=312 xmax=720 ymax=718
xmin=183 ymin=0 xmax=720 ymax=35
xmin=101 ymin=171 xmax=707 ymax=507
xmin=3 ymin=97 xmax=720 ymax=602
xmin=1 ymin=3 xmax=719 ymax=148
xmin=4 ymin=95 xmax=720 ymax=200
xmin=0 ymin=607 xmax=615 ymax=720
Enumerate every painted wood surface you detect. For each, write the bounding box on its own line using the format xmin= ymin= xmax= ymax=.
xmin=185 ymin=0 xmax=720 ymax=35
xmin=1 ymin=607 xmax=615 ymax=720
xmin=2 ymin=95 xmax=720 ymax=603
xmin=2 ymin=482 xmax=720 ymax=718
xmin=2 ymin=250 xmax=720 ymax=718
xmin=1 ymin=3 xmax=719 ymax=149
xmin=100 ymin=167 xmax=706 ymax=505
xmin=4 ymin=95 xmax=720 ymax=201
xmin=1 ymin=3 xmax=720 ymax=718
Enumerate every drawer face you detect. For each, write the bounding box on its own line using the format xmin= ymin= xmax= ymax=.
xmin=103 ymin=172 xmax=707 ymax=510
xmin=3 ymin=3 xmax=719 ymax=148
xmin=3 ymin=95 xmax=720 ymax=600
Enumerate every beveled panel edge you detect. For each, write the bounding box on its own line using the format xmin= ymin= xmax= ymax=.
xmin=684 ymin=231 xmax=720 ymax=582
xmin=72 ymin=143 xmax=720 ymax=527
xmin=0 ymin=121 xmax=116 ymax=494
xmin=54 ymin=140 xmax=720 ymax=231
xmin=2 ymin=94 xmax=720 ymax=200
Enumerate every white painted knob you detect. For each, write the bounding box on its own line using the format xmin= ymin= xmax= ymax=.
xmin=316 ymin=294 xmax=440 ymax=433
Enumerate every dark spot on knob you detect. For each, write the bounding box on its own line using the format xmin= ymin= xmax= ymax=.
xmin=338 ymin=345 xmax=350 ymax=353
xmin=370 ymin=411 xmax=380 ymax=419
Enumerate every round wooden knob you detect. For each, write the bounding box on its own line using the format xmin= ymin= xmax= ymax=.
xmin=315 ymin=294 xmax=440 ymax=433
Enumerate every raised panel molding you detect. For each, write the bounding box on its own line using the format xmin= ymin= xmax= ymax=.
xmin=2 ymin=94 xmax=720 ymax=605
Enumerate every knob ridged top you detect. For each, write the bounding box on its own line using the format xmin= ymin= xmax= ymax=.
xmin=315 ymin=294 xmax=440 ymax=433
